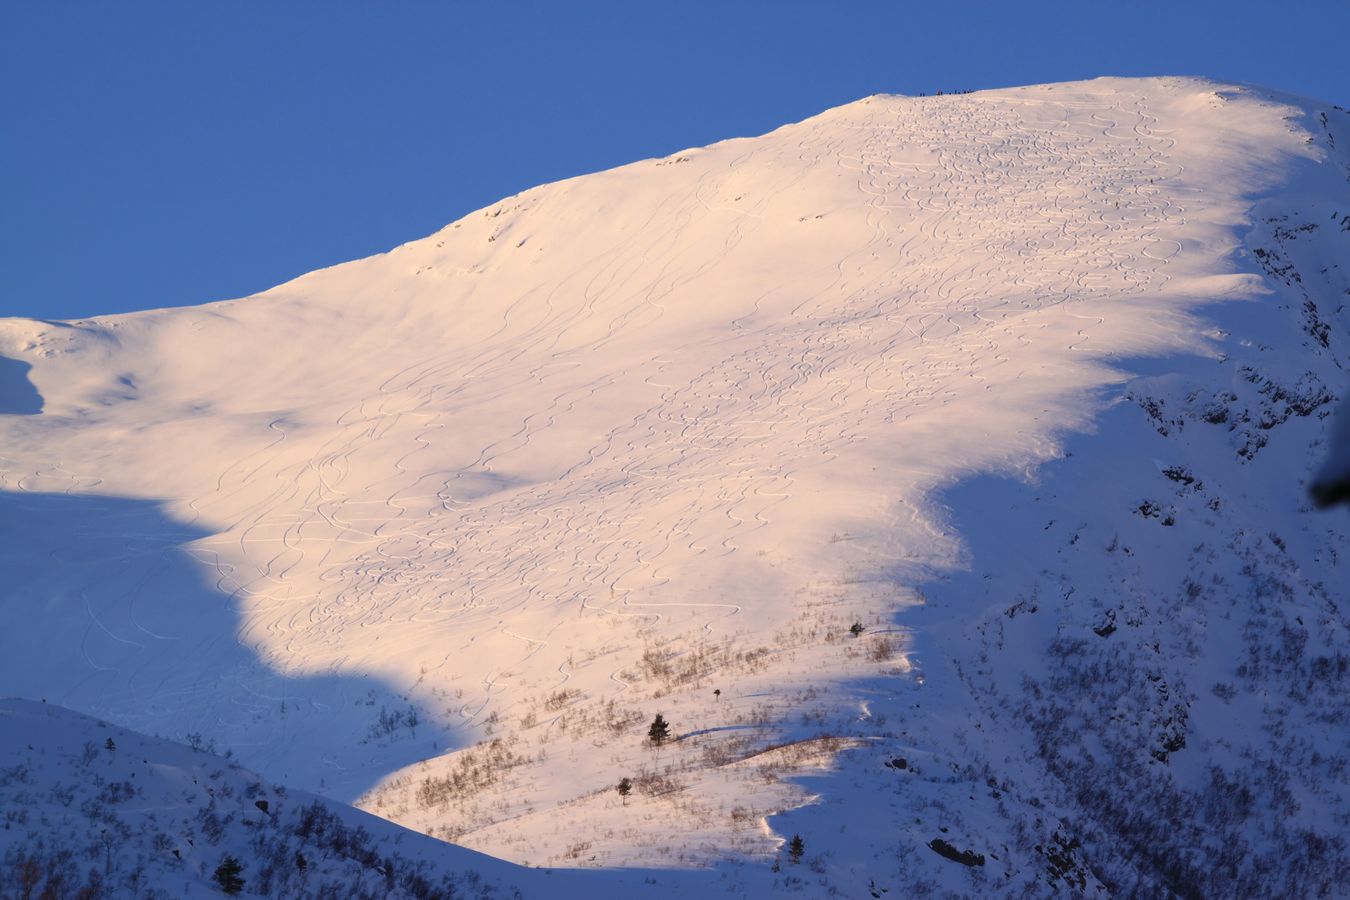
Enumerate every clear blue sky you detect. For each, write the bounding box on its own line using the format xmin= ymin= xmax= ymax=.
xmin=4 ymin=1 xmax=1348 ymax=320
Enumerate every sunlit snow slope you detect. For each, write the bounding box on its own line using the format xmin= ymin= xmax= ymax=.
xmin=3 ymin=77 xmax=1348 ymax=895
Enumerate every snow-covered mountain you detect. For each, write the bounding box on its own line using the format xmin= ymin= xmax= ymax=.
xmin=2 ymin=76 xmax=1347 ymax=897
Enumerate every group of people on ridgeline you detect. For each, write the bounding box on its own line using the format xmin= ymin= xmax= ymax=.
xmin=917 ymin=89 xmax=976 ymax=96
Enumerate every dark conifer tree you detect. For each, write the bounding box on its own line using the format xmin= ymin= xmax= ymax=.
xmin=647 ymin=713 xmax=671 ymax=746
xmin=213 ymin=855 xmax=245 ymax=894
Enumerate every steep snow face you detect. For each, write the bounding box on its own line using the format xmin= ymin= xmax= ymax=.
xmin=2 ymin=76 xmax=1347 ymax=893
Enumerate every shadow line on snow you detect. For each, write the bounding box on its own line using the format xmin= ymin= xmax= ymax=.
xmin=0 ymin=354 xmax=43 ymax=415
xmin=0 ymin=488 xmax=459 ymax=803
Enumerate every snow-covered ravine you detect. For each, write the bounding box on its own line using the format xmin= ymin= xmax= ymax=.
xmin=2 ymin=77 xmax=1347 ymax=896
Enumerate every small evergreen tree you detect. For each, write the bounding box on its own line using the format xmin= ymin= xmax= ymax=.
xmin=788 ymin=834 xmax=805 ymax=864
xmin=104 ymin=737 xmax=116 ymax=751
xmin=617 ymin=777 xmax=633 ymax=805
xmin=213 ymin=855 xmax=245 ymax=894
xmin=647 ymin=713 xmax=671 ymax=747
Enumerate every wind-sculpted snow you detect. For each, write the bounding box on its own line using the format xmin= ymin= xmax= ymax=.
xmin=2 ymin=77 xmax=1347 ymax=895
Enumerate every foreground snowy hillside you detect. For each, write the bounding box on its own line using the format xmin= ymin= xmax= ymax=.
xmin=2 ymin=76 xmax=1347 ymax=896
xmin=0 ymin=699 xmax=526 ymax=899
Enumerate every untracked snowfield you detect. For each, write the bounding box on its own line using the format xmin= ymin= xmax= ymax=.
xmin=2 ymin=77 xmax=1347 ymax=896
